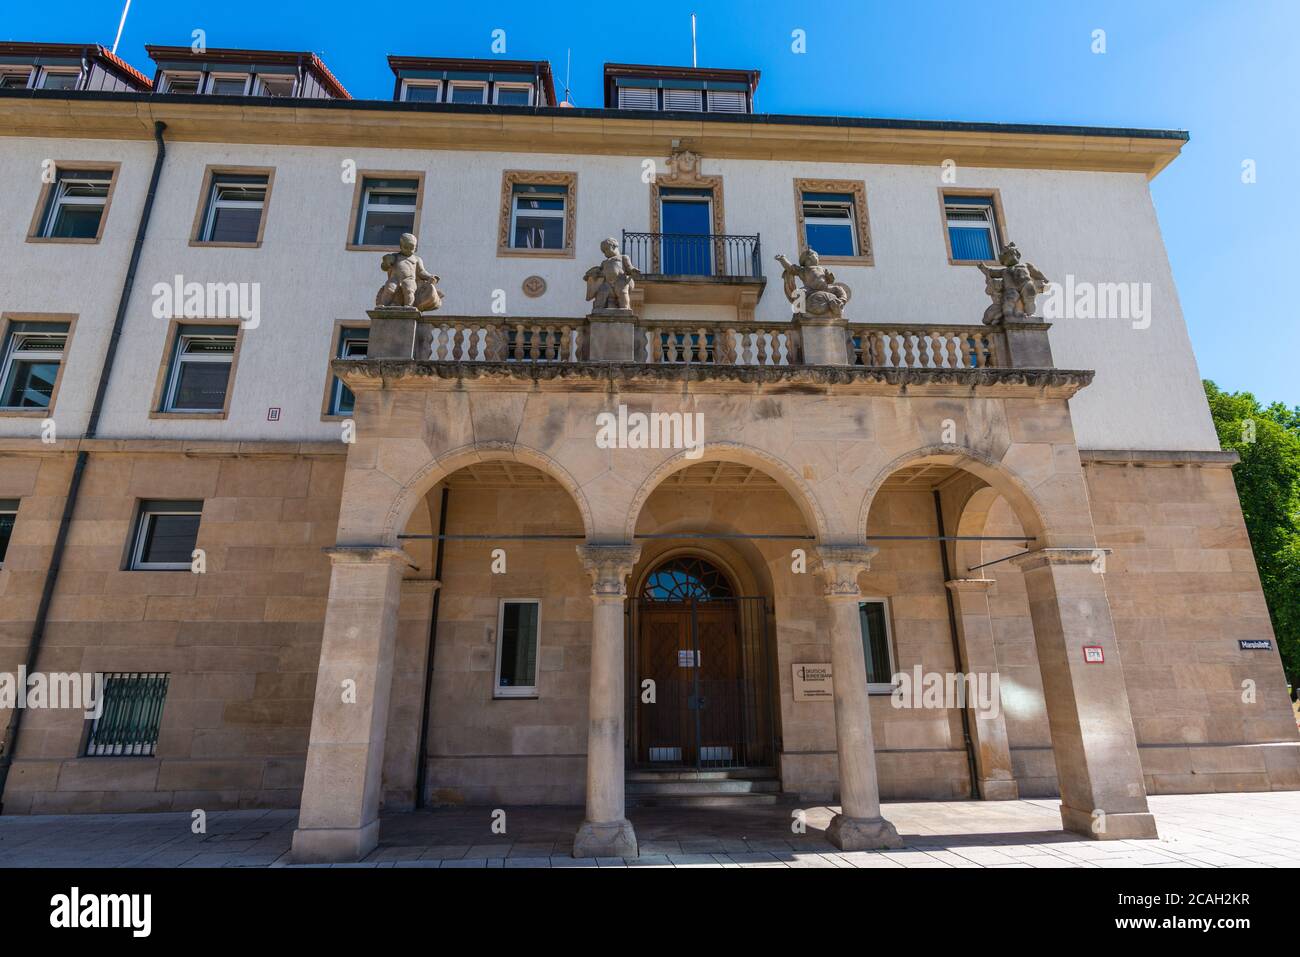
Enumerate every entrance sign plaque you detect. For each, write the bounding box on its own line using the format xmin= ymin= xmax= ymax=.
xmin=793 ymin=663 xmax=834 ymax=701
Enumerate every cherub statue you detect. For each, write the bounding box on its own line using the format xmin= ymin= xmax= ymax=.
xmin=978 ymin=242 xmax=1049 ymax=325
xmin=775 ymin=248 xmax=852 ymax=318
xmin=584 ymin=237 xmax=641 ymax=312
xmin=375 ymin=233 xmax=443 ymax=313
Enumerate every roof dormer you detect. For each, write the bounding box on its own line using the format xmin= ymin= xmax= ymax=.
xmin=144 ymin=46 xmax=349 ymax=99
xmin=603 ymin=63 xmax=758 ymax=114
xmin=386 ymin=56 xmax=556 ymax=106
xmin=0 ymin=41 xmax=152 ymax=92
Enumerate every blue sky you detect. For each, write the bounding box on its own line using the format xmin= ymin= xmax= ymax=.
xmin=7 ymin=0 xmax=1297 ymax=407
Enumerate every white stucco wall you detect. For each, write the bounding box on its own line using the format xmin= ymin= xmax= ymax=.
xmin=0 ymin=135 xmax=1218 ymax=451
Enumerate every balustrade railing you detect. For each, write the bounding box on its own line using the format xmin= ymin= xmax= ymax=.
xmin=621 ymin=230 xmax=763 ymax=278
xmin=425 ymin=319 xmax=583 ymax=362
xmin=640 ymin=322 xmax=801 ymax=366
xmin=847 ymin=325 xmax=999 ymax=369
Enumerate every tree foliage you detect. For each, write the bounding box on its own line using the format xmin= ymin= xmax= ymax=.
xmin=1204 ymin=380 xmax=1300 ymax=686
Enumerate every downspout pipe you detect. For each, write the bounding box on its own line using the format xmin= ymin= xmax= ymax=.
xmin=0 ymin=121 xmax=168 ymax=812
xmin=933 ymin=490 xmax=981 ymax=801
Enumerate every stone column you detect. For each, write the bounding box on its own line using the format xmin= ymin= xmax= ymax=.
xmin=945 ymin=579 xmax=1018 ymax=800
xmin=291 ymin=545 xmax=408 ymax=863
xmin=573 ymin=543 xmax=641 ymax=858
xmin=793 ymin=314 xmax=850 ymax=365
xmin=814 ymin=545 xmax=903 ymax=850
xmin=1011 ymin=548 xmax=1158 ymax=840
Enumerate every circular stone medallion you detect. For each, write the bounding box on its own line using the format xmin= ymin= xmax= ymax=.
xmin=522 ymin=276 xmax=547 ymax=298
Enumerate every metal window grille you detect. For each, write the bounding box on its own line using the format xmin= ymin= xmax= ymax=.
xmin=85 ymin=672 xmax=170 ymax=756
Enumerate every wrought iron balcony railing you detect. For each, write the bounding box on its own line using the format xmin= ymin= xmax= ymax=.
xmin=621 ymin=230 xmax=763 ymax=279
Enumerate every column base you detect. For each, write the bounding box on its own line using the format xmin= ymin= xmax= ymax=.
xmin=1060 ymin=805 xmax=1159 ymax=841
xmin=979 ymin=779 xmax=1020 ymax=801
xmin=826 ymin=813 xmax=903 ymax=850
xmin=573 ymin=818 xmax=638 ymax=858
xmin=290 ymin=820 xmax=380 ymax=864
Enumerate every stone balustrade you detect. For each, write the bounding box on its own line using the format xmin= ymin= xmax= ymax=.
xmin=423 ymin=318 xmax=583 ymax=362
xmin=639 ymin=321 xmax=802 ymax=366
xmin=847 ymin=324 xmax=1000 ymax=370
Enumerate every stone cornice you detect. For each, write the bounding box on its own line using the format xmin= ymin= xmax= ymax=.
xmin=336 ymin=359 xmax=1095 ymax=398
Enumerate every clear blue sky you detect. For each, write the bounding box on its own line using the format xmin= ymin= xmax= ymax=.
xmin=7 ymin=0 xmax=1297 ymax=408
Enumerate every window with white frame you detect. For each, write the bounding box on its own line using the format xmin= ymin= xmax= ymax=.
xmin=0 ymin=499 xmax=17 ymax=567
xmin=197 ymin=172 xmax=269 ymax=244
xmin=354 ymin=176 xmax=418 ymax=247
xmin=128 ymin=500 xmax=202 ymax=571
xmin=0 ymin=321 xmax=70 ymax=410
xmin=37 ymin=68 xmax=80 ymax=90
xmin=0 ymin=68 xmax=32 ymax=89
xmin=493 ymin=83 xmax=533 ymax=106
xmin=495 ymin=599 xmax=540 ymax=697
xmin=161 ymin=72 xmax=201 ymax=94
xmin=943 ymin=193 xmax=1001 ymax=262
xmin=328 ymin=326 xmax=367 ymax=415
xmin=801 ymin=190 xmax=859 ymax=258
xmin=447 ymin=82 xmax=486 ymax=104
xmin=509 ymin=182 xmax=567 ymax=250
xmin=255 ymin=74 xmax=295 ymax=97
xmin=859 ymin=599 xmax=897 ymax=694
xmin=161 ymin=324 xmax=237 ymax=413
xmin=400 ymin=80 xmax=441 ymax=102
xmin=663 ymin=88 xmax=703 ymax=111
xmin=706 ymin=89 xmax=747 ymax=113
xmin=38 ymin=168 xmax=112 ymax=239
xmin=206 ymin=73 xmax=250 ymax=95
xmin=617 ymin=87 xmax=657 ymax=110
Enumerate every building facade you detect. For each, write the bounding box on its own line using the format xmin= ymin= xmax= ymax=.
xmin=0 ymin=44 xmax=1296 ymax=862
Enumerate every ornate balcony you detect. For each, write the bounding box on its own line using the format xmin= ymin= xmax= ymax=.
xmin=620 ymin=230 xmax=767 ymax=316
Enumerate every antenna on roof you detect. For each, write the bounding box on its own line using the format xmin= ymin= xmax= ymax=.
xmin=563 ymin=48 xmax=573 ymax=105
xmin=110 ymin=0 xmax=132 ymax=55
xmin=691 ymin=13 xmax=697 ymax=68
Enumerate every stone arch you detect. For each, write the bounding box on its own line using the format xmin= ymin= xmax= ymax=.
xmin=379 ymin=442 xmax=596 ymax=546
xmin=622 ymin=442 xmax=830 ymax=543
xmin=857 ymin=443 xmax=1047 ymax=546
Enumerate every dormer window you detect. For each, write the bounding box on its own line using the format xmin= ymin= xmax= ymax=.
xmin=161 ymin=72 xmax=201 ymax=94
xmin=663 ymin=88 xmax=702 ymax=111
xmin=400 ymin=80 xmax=440 ymax=102
xmin=617 ymin=87 xmax=657 ymax=110
xmin=447 ymin=81 xmax=487 ymax=104
xmin=493 ymin=83 xmax=533 ymax=106
xmin=256 ymin=75 xmax=295 ymax=97
xmin=207 ymin=73 xmax=250 ymax=95
xmin=0 ymin=68 xmax=32 ymax=89
xmin=706 ymin=90 xmax=746 ymax=113
xmin=37 ymin=68 xmax=80 ymax=90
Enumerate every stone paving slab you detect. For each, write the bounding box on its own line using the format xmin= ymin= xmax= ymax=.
xmin=1 ymin=791 xmax=1298 ymax=868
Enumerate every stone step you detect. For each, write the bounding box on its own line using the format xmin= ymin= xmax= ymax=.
xmin=626 ymin=778 xmax=781 ymax=795
xmin=627 ymin=792 xmax=784 ymax=808
xmin=625 ymin=767 xmax=778 ymax=782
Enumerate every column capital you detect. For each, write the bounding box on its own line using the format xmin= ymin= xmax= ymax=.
xmin=323 ymin=545 xmax=411 ymax=566
xmin=1010 ymin=547 xmax=1111 ymax=572
xmin=576 ymin=543 xmax=642 ymax=599
xmin=813 ymin=544 xmax=878 ymax=599
xmin=945 ymin=578 xmax=997 ymax=594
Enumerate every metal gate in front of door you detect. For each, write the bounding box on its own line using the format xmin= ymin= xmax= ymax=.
xmin=626 ymin=596 xmax=776 ymax=770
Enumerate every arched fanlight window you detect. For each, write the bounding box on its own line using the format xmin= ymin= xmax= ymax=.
xmin=641 ymin=556 xmax=734 ymax=601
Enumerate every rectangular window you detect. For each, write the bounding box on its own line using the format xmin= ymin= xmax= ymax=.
xmin=801 ymin=191 xmax=859 ymax=258
xmin=0 ymin=321 xmax=70 ymax=410
xmin=328 ymin=327 xmax=368 ymax=416
xmin=129 ymin=500 xmax=202 ymax=571
xmin=493 ymin=83 xmax=533 ymax=106
xmin=400 ymin=80 xmax=441 ymax=102
xmin=255 ymin=75 xmax=295 ymax=97
xmin=447 ymin=82 xmax=486 ymax=104
xmin=495 ymin=600 xmax=540 ymax=697
xmin=85 ymin=672 xmax=170 ymax=756
xmin=161 ymin=72 xmax=201 ymax=94
xmin=161 ymin=324 xmax=238 ymax=413
xmin=197 ymin=172 xmax=269 ymax=244
xmin=0 ymin=69 xmax=32 ymax=89
xmin=706 ymin=90 xmax=746 ymax=113
xmin=617 ymin=87 xmax=658 ymax=110
xmin=858 ymin=599 xmax=896 ymax=694
xmin=206 ymin=73 xmax=249 ymax=95
xmin=510 ymin=183 xmax=567 ymax=250
xmin=38 ymin=168 xmax=112 ymax=240
xmin=944 ymin=193 xmax=1001 ymax=262
xmin=663 ymin=88 xmax=703 ymax=111
xmin=354 ymin=176 xmax=419 ymax=247
xmin=0 ymin=499 xmax=17 ymax=567
xmin=38 ymin=69 xmax=80 ymax=90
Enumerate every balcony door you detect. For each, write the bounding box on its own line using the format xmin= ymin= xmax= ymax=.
xmin=659 ymin=187 xmax=714 ymax=276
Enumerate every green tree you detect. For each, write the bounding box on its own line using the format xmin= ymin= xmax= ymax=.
xmin=1204 ymin=380 xmax=1300 ymax=687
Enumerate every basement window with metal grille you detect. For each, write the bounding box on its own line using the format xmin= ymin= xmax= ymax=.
xmin=85 ymin=672 xmax=170 ymax=756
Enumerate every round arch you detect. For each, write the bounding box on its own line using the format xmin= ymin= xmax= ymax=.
xmin=380 ymin=442 xmax=596 ymax=545
xmin=622 ymin=442 xmax=830 ymax=543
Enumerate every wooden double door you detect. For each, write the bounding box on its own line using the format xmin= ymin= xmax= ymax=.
xmin=633 ymin=598 xmax=762 ymax=768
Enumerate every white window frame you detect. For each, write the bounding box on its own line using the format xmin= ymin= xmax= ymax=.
xmin=129 ymin=502 xmax=203 ymax=571
xmin=0 ymin=324 xmax=69 ymax=410
xmin=40 ymin=169 xmax=112 ymax=239
xmin=617 ymin=87 xmax=658 ymax=110
xmin=254 ymin=74 xmax=296 ymax=97
xmin=943 ymin=197 xmax=1001 ymax=261
xmin=509 ymin=185 xmax=567 ymax=250
xmin=162 ymin=327 xmax=237 ymax=413
xmin=0 ymin=67 xmax=34 ymax=89
xmin=492 ymin=82 xmax=534 ymax=106
xmin=36 ymin=67 xmax=81 ymax=90
xmin=706 ymin=89 xmax=747 ymax=113
xmin=205 ymin=72 xmax=251 ymax=96
xmin=859 ymin=596 xmax=898 ymax=695
xmin=400 ymin=79 xmax=441 ymax=102
xmin=663 ymin=88 xmax=703 ymax=112
xmin=161 ymin=71 xmax=202 ymax=94
xmin=200 ymin=174 xmax=268 ymax=243
xmin=802 ymin=194 xmax=859 ymax=257
xmin=356 ymin=178 xmax=418 ymax=245
xmin=494 ymin=598 xmax=541 ymax=698
xmin=446 ymin=81 xmax=487 ymax=104
xmin=329 ymin=327 xmax=368 ymax=415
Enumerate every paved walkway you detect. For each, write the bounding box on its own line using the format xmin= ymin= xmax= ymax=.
xmin=0 ymin=792 xmax=1297 ymax=868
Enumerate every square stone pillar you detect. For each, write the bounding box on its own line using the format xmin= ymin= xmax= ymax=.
xmin=1011 ymin=548 xmax=1158 ymax=840
xmin=814 ymin=545 xmax=903 ymax=850
xmin=291 ymin=545 xmax=408 ymax=863
xmin=945 ymin=579 xmax=1018 ymax=800
xmin=367 ymin=307 xmax=420 ymax=359
xmin=998 ymin=320 xmax=1054 ymax=368
xmin=586 ymin=309 xmax=637 ymax=362
xmin=794 ymin=314 xmax=850 ymax=365
xmin=573 ymin=543 xmax=641 ymax=858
